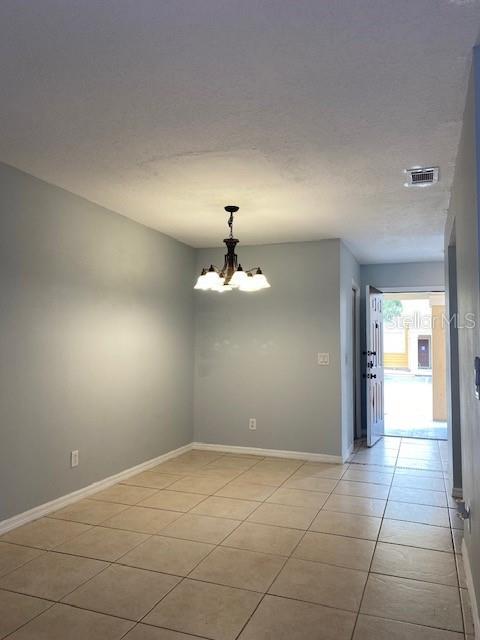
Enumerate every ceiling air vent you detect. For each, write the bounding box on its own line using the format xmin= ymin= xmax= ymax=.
xmin=404 ymin=166 xmax=439 ymax=187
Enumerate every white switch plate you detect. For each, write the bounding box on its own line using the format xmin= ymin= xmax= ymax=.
xmin=249 ymin=418 xmax=257 ymax=431
xmin=317 ymin=352 xmax=330 ymax=365
xmin=71 ymin=450 xmax=79 ymax=468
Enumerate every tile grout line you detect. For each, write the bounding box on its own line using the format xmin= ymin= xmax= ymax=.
xmin=131 ymin=456 xmax=312 ymax=639
xmin=348 ymin=435 xmax=398 ymax=640
xmin=349 ymin=436 xmax=463 ymax=638
xmin=125 ymin=455 xmax=292 ymax=632
xmin=451 ymin=518 xmax=467 ymax=638
xmin=0 ymin=456 xmax=252 ymax=630
xmin=230 ymin=461 xmax=348 ymax=639
xmin=1 ymin=476 xmax=454 ymax=546
xmin=0 ymin=453 xmax=272 ymax=639
xmin=1 ymin=598 xmax=57 ymax=640
xmin=0 ymin=575 xmax=466 ymax=637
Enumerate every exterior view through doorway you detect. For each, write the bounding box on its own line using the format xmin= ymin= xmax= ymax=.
xmin=383 ymin=292 xmax=447 ymax=440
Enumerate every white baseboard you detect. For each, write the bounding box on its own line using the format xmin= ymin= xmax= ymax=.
xmin=192 ymin=442 xmax=343 ymax=464
xmin=0 ymin=440 xmax=343 ymax=536
xmin=462 ymin=538 xmax=480 ymax=639
xmin=0 ymin=442 xmax=193 ymax=535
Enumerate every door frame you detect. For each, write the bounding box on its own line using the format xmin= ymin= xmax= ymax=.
xmin=446 ymin=223 xmax=463 ymax=497
xmin=361 ymin=284 xmax=445 ymax=440
xmin=379 ymin=288 xmax=447 ymax=446
xmin=352 ymin=282 xmax=362 ymax=441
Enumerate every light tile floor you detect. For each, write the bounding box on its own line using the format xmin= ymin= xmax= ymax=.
xmin=0 ymin=439 xmax=473 ymax=640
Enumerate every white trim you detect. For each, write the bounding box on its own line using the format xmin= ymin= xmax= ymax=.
xmin=352 ymin=280 xmax=362 ymax=442
xmin=0 ymin=441 xmax=344 ymax=536
xmin=379 ymin=286 xmax=445 ymax=293
xmin=0 ymin=443 xmax=193 ymax=535
xmin=192 ymin=442 xmax=343 ymax=464
xmin=342 ymin=442 xmax=354 ymax=463
xmin=462 ymin=538 xmax=480 ymax=639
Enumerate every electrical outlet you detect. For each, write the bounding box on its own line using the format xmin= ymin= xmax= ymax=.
xmin=317 ymin=352 xmax=330 ymax=365
xmin=249 ymin=418 xmax=257 ymax=431
xmin=71 ymin=450 xmax=79 ymax=468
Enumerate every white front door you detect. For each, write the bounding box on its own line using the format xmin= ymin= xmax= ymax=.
xmin=366 ymin=286 xmax=385 ymax=446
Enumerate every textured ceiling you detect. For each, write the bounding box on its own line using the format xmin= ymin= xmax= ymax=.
xmin=1 ymin=1 xmax=479 ymax=263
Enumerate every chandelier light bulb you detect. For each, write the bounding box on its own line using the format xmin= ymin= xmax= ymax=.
xmin=229 ymin=265 xmax=249 ymax=288
xmin=194 ymin=269 xmax=209 ymax=290
xmin=252 ymin=268 xmax=271 ymax=290
xmin=239 ymin=273 xmax=259 ymax=292
xmin=203 ymin=266 xmax=222 ymax=290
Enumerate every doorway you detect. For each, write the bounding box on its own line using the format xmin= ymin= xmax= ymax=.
xmin=417 ymin=337 xmax=431 ymax=369
xmin=383 ymin=291 xmax=447 ymax=440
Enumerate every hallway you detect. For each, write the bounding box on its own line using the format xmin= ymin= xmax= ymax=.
xmin=0 ymin=439 xmax=472 ymax=639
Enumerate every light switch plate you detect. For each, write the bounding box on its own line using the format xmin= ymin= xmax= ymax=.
xmin=317 ymin=353 xmax=330 ymax=366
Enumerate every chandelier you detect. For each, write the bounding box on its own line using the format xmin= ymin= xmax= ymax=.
xmin=194 ymin=205 xmax=271 ymax=293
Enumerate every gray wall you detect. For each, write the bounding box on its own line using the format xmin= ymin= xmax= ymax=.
xmin=0 ymin=163 xmax=195 ymax=521
xmin=360 ymin=261 xmax=445 ymax=292
xmin=194 ymin=239 xmax=345 ymax=457
xmin=445 ymin=53 xmax=480 ymax=612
